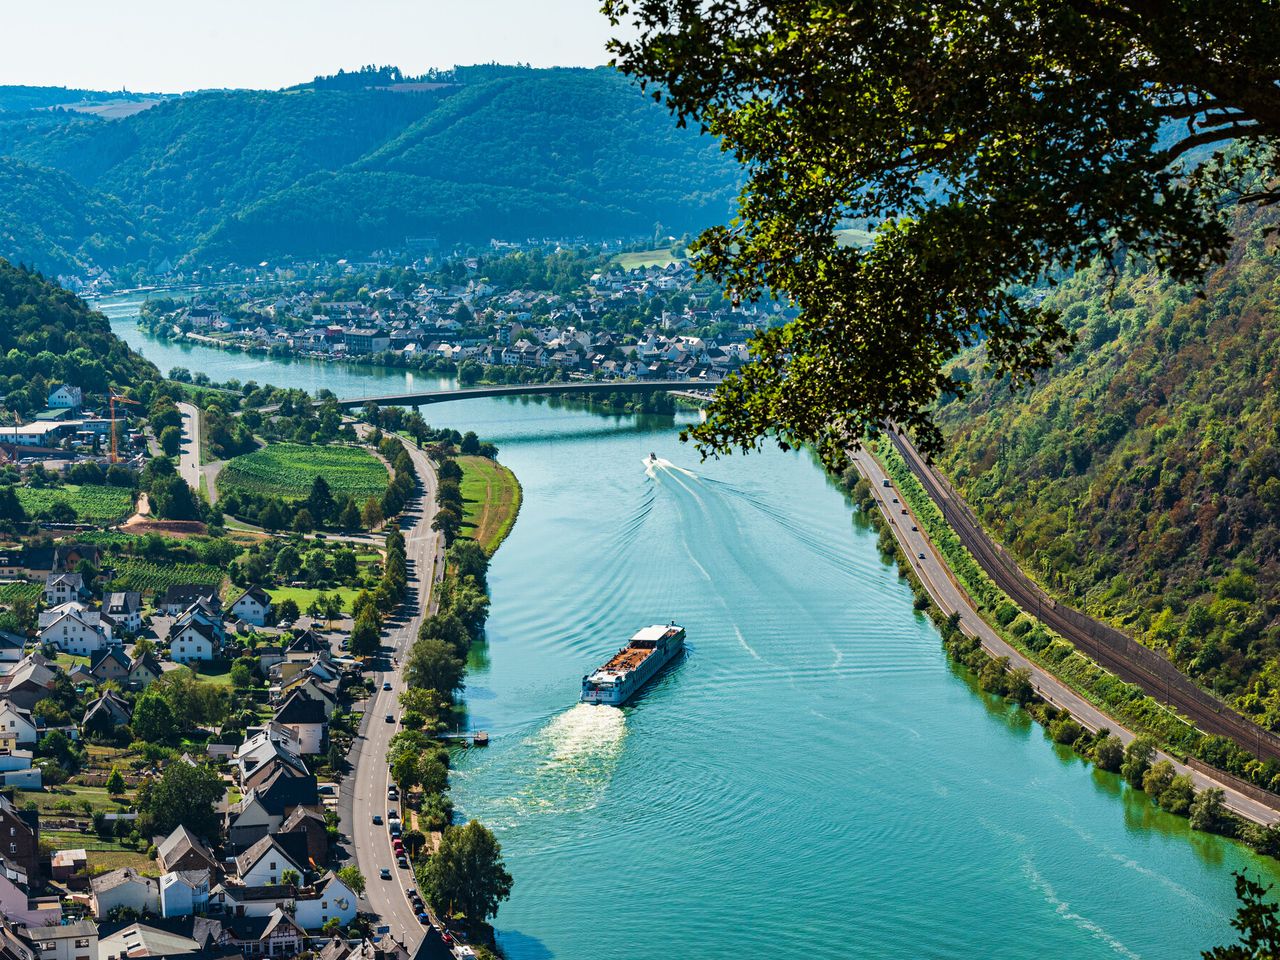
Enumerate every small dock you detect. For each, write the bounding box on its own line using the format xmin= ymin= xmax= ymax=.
xmin=439 ymin=730 xmax=490 ymax=747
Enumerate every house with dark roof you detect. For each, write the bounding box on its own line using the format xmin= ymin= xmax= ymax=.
xmin=0 ymin=658 xmax=55 ymax=712
xmin=81 ymin=691 xmax=131 ymax=738
xmin=229 ymin=587 xmax=271 ymax=628
xmin=226 ymin=771 xmax=319 ymax=852
xmin=104 ymin=592 xmax=143 ymax=635
xmin=156 ymin=826 xmax=218 ymax=875
xmin=157 ymin=586 xmax=220 ymax=618
xmin=0 ymin=634 xmax=23 ymax=666
xmin=89 ymin=647 xmax=131 ymax=686
xmin=272 ymin=692 xmax=326 ymax=754
xmin=168 ymin=606 xmax=223 ymax=664
xmin=52 ymin=543 xmax=100 ymax=574
xmin=284 ymin=629 xmax=327 ymax=658
xmin=281 ymin=806 xmax=329 ymax=866
xmin=128 ymin=653 xmax=162 ymax=690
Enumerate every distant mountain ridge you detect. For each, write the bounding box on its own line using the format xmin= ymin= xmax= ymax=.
xmin=0 ymin=67 xmax=738 ymax=275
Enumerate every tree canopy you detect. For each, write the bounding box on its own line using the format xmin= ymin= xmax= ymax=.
xmin=605 ymin=0 xmax=1280 ymax=461
xmin=420 ymin=820 xmax=513 ymax=928
xmin=136 ymin=760 xmax=224 ymax=838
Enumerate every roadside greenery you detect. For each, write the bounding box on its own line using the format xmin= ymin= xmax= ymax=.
xmin=868 ymin=441 xmax=1280 ymax=794
xmin=840 ymin=458 xmax=1280 ymax=863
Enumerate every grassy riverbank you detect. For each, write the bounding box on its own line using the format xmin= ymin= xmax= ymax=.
xmin=458 ymin=455 xmax=522 ymax=556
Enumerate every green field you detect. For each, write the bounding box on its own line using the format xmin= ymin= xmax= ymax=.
xmin=15 ymin=484 xmax=134 ymax=523
xmin=268 ymin=586 xmax=359 ymax=616
xmin=612 ymin=248 xmax=687 ymax=270
xmin=217 ymin=443 xmax=389 ymax=502
xmin=458 ymin=455 xmax=522 ymax=555
xmin=109 ymin=558 xmax=226 ymax=595
xmin=0 ymin=581 xmax=41 ymax=604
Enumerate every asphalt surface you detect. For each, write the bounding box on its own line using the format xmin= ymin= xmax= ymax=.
xmin=176 ymin=401 xmax=202 ymax=493
xmin=338 ymin=442 xmax=452 ymax=958
xmin=889 ymin=430 xmax=1280 ymax=764
xmin=853 ymin=451 xmax=1280 ymax=826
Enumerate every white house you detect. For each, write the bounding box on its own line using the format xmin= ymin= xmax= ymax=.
xmin=230 ymin=586 xmax=272 ymax=628
xmin=37 ymin=605 xmax=112 ymax=657
xmin=24 ymin=918 xmax=96 ymax=960
xmin=0 ymin=632 xmax=24 ymax=664
xmin=158 ymin=869 xmax=210 ymax=918
xmin=0 ymin=701 xmax=38 ymax=748
xmin=273 ymin=692 xmax=326 ymax=755
xmin=90 ymin=867 xmax=159 ymax=918
xmin=168 ymin=619 xmax=220 ymax=664
xmin=103 ymin=593 xmax=142 ymax=635
xmin=44 ymin=573 xmax=88 ymax=607
xmin=47 ymin=385 xmax=83 ymax=410
xmin=292 ymin=872 xmax=358 ymax=930
xmin=235 ymin=836 xmax=304 ymax=888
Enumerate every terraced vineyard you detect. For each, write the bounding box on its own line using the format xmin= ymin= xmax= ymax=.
xmin=217 ymin=443 xmax=389 ymax=502
xmin=15 ymin=485 xmax=134 ymax=524
xmin=109 ymin=558 xmax=225 ymax=595
xmin=0 ymin=581 xmax=41 ymax=604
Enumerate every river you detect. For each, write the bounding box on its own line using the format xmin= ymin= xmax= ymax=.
xmin=101 ymin=292 xmax=1276 ymax=959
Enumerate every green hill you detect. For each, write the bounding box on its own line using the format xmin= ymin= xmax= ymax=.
xmin=6 ymin=87 xmax=445 ymax=248
xmin=0 ymin=158 xmax=157 ymax=275
xmin=934 ymin=208 xmax=1280 ymax=723
xmin=0 ymin=257 xmax=158 ymax=411
xmin=198 ymin=70 xmax=736 ymax=262
xmin=0 ymin=67 xmax=738 ymax=269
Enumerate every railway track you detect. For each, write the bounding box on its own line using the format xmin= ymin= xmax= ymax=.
xmin=888 ymin=430 xmax=1280 ymax=764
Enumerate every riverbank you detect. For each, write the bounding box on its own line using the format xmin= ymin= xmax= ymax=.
xmin=846 ymin=445 xmax=1280 ymax=849
xmin=105 ymin=299 xmax=1273 ymax=958
xmin=458 ymin=456 xmax=522 ymax=556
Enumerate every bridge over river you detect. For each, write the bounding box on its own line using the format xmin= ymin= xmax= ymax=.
xmin=323 ymin=379 xmax=715 ymax=410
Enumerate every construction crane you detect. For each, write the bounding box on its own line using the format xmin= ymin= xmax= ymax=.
xmin=109 ymin=394 xmax=141 ymax=464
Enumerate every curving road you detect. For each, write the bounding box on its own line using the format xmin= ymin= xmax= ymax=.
xmin=888 ymin=430 xmax=1280 ymax=765
xmin=854 ymin=450 xmax=1280 ymax=826
xmin=339 ymin=441 xmax=451 ymax=957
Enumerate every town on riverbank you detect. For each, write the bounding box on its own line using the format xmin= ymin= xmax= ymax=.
xmin=132 ymin=246 xmax=789 ymax=391
xmin=0 ymin=269 xmax=523 ymax=958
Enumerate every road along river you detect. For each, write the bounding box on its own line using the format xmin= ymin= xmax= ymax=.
xmin=101 ymin=292 xmax=1280 ymax=959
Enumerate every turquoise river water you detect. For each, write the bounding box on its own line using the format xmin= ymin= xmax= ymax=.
xmin=101 ymin=293 xmax=1277 ymax=959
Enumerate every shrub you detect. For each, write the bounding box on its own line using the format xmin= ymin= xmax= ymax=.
xmin=1093 ymin=734 xmax=1125 ymax=772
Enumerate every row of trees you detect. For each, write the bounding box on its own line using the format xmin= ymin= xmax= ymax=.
xmin=350 ymin=496 xmax=413 ymax=657
xmin=939 ymin=611 xmax=1279 ymax=857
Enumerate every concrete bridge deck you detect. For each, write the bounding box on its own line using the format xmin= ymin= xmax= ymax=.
xmin=324 ymin=379 xmax=716 ymax=410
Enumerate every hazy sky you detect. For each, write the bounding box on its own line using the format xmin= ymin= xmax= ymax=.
xmin=0 ymin=0 xmax=629 ymax=92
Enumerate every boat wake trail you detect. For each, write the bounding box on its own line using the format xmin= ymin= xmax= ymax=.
xmin=467 ymin=704 xmax=628 ymax=828
xmin=644 ymin=456 xmax=698 ymax=480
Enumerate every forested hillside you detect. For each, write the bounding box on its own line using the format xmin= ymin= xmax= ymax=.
xmin=935 ymin=208 xmax=1280 ymax=723
xmin=0 ymin=67 xmax=737 ymax=272
xmin=0 ymin=158 xmax=156 ymax=275
xmin=6 ymin=87 xmax=446 ymax=244
xmin=0 ymin=257 xmax=157 ymax=410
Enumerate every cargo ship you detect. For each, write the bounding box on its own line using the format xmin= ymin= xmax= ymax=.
xmin=581 ymin=623 xmax=685 ymax=706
